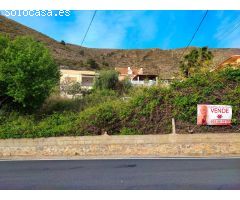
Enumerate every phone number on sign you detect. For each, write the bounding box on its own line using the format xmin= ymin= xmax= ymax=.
xmin=0 ymin=10 xmax=71 ymax=17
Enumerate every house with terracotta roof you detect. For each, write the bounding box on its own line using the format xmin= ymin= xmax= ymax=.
xmin=214 ymin=55 xmax=240 ymax=71
xmin=115 ymin=67 xmax=158 ymax=86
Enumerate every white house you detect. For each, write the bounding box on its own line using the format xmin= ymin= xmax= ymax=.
xmin=115 ymin=67 xmax=158 ymax=86
xmin=60 ymin=69 xmax=98 ymax=97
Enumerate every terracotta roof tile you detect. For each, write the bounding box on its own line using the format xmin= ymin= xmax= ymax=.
xmin=219 ymin=55 xmax=240 ymax=66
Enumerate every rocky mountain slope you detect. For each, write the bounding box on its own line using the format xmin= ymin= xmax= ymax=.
xmin=1 ymin=15 xmax=240 ymax=78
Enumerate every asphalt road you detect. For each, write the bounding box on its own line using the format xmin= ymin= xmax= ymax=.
xmin=0 ymin=158 xmax=240 ymax=189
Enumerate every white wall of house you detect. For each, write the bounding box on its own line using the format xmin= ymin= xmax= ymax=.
xmin=60 ymin=69 xmax=97 ymax=98
xmin=60 ymin=69 xmax=96 ymax=85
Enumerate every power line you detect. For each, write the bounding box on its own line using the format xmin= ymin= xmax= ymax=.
xmin=223 ymin=20 xmax=240 ymax=38
xmin=218 ymin=16 xmax=240 ymax=40
xmin=81 ymin=11 xmax=97 ymax=46
xmin=179 ymin=10 xmax=209 ymax=60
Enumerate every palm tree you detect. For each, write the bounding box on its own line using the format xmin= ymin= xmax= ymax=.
xmin=180 ymin=47 xmax=213 ymax=78
xmin=199 ymin=46 xmax=213 ymax=71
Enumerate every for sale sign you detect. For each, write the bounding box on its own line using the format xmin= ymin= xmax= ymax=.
xmin=197 ymin=105 xmax=232 ymax=125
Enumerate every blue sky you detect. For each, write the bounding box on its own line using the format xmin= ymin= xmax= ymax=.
xmin=6 ymin=10 xmax=240 ymax=49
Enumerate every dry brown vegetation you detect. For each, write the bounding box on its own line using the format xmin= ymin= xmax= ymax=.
xmin=1 ymin=15 xmax=240 ymax=78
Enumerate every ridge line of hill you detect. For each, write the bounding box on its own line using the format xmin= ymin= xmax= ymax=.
xmin=1 ymin=15 xmax=240 ymax=78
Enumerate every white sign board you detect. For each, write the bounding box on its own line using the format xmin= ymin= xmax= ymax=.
xmin=197 ymin=104 xmax=232 ymax=125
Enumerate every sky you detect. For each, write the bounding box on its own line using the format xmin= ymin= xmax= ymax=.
xmin=6 ymin=10 xmax=240 ymax=49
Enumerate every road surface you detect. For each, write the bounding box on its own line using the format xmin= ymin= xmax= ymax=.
xmin=0 ymin=158 xmax=240 ymax=189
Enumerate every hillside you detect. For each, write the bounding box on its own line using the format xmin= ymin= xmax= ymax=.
xmin=1 ymin=15 xmax=240 ymax=78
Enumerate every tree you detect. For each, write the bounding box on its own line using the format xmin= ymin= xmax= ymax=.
xmin=86 ymin=58 xmax=99 ymax=69
xmin=60 ymin=80 xmax=82 ymax=98
xmin=102 ymin=61 xmax=109 ymax=67
xmin=180 ymin=47 xmax=213 ymax=78
xmin=60 ymin=40 xmax=66 ymax=45
xmin=117 ymin=77 xmax=132 ymax=94
xmin=0 ymin=35 xmax=60 ymax=111
xmin=79 ymin=50 xmax=84 ymax=56
xmin=94 ymin=70 xmax=119 ymax=90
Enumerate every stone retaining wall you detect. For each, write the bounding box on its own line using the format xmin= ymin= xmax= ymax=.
xmin=0 ymin=133 xmax=240 ymax=159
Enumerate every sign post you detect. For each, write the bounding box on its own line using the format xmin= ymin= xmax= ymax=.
xmin=172 ymin=118 xmax=176 ymax=134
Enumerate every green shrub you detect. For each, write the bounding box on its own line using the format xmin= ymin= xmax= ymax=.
xmin=85 ymin=59 xmax=99 ymax=69
xmin=119 ymin=127 xmax=141 ymax=135
xmin=119 ymin=86 xmax=172 ymax=134
xmin=39 ymin=95 xmax=85 ymax=115
xmin=117 ymin=78 xmax=132 ymax=95
xmin=75 ymin=100 xmax=123 ymax=135
xmin=60 ymin=40 xmax=66 ymax=45
xmin=171 ymin=68 xmax=240 ymax=126
xmin=38 ymin=90 xmax=119 ymax=116
xmin=0 ymin=68 xmax=239 ymax=138
xmin=94 ymin=70 xmax=119 ymax=90
xmin=0 ymin=35 xmax=60 ymax=112
xmin=35 ymin=112 xmax=77 ymax=137
xmin=83 ymin=89 xmax=119 ymax=108
xmin=0 ymin=112 xmax=78 ymax=139
xmin=0 ymin=112 xmax=36 ymax=138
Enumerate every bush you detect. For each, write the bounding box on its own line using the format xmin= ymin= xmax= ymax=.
xmin=79 ymin=50 xmax=84 ymax=56
xmin=60 ymin=40 xmax=66 ymax=45
xmin=94 ymin=70 xmax=119 ymax=90
xmin=0 ymin=68 xmax=239 ymax=139
xmin=119 ymin=86 xmax=172 ymax=134
xmin=39 ymin=95 xmax=85 ymax=115
xmin=73 ymin=86 xmax=172 ymax=136
xmin=75 ymin=68 xmax=240 ymax=136
xmin=0 ymin=35 xmax=60 ymax=112
xmin=38 ymin=89 xmax=119 ymax=115
xmin=60 ymin=81 xmax=82 ymax=97
xmin=75 ymin=100 xmax=123 ymax=135
xmin=83 ymin=89 xmax=119 ymax=107
xmin=0 ymin=112 xmax=78 ymax=138
xmin=0 ymin=112 xmax=36 ymax=138
xmin=119 ymin=127 xmax=141 ymax=135
xmin=171 ymin=68 xmax=240 ymax=125
xmin=35 ymin=112 xmax=78 ymax=137
xmin=117 ymin=77 xmax=132 ymax=95
xmin=170 ymin=68 xmax=240 ymax=133
xmin=85 ymin=59 xmax=99 ymax=69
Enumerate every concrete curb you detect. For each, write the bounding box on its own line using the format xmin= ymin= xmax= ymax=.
xmin=1 ymin=156 xmax=240 ymax=161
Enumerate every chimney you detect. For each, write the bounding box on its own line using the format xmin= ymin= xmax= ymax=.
xmin=128 ymin=67 xmax=132 ymax=75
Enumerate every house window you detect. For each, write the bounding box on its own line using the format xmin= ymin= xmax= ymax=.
xmin=82 ymin=76 xmax=94 ymax=86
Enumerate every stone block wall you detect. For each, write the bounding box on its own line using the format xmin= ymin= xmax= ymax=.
xmin=0 ymin=134 xmax=240 ymax=159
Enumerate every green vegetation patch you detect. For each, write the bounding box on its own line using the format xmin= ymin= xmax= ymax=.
xmin=0 ymin=68 xmax=239 ymax=138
